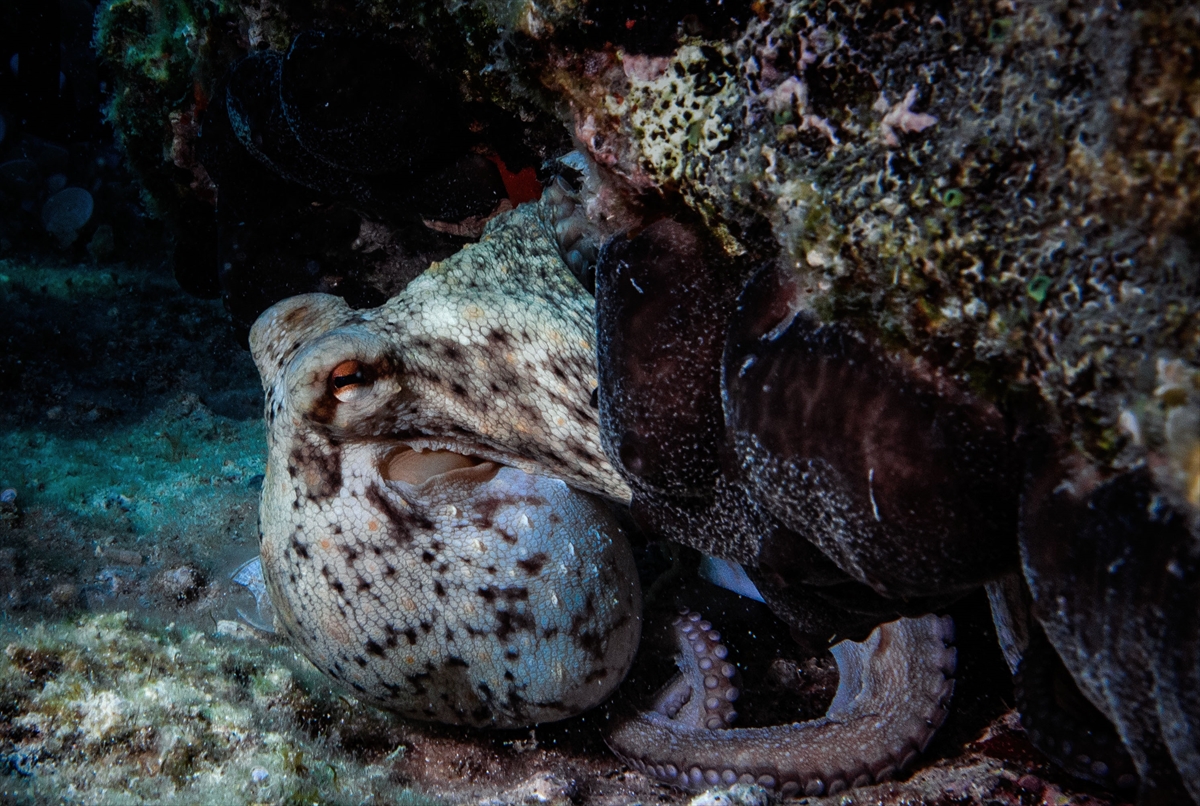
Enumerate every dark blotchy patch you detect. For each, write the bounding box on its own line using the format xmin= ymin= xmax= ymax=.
xmin=569 ymin=594 xmax=601 ymax=658
xmin=574 ymin=630 xmax=605 ymax=661
xmin=495 ymin=610 xmax=535 ymax=641
xmin=366 ymin=483 xmax=435 ymax=543
xmin=406 ymin=672 xmax=429 ymax=695
xmin=290 ymin=438 xmax=343 ymax=501
xmin=306 ymin=389 xmax=341 ymax=426
xmin=516 ymin=552 xmax=549 ymax=575
xmin=280 ymin=304 xmax=311 ymax=330
xmin=477 ymin=585 xmax=529 ymax=605
xmin=472 ymin=494 xmax=549 ymax=529
xmin=291 ymin=536 xmax=310 ymax=559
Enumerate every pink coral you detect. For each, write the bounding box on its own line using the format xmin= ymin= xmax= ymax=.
xmin=880 ymin=86 xmax=938 ymax=147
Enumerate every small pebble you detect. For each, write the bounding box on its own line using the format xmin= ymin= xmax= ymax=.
xmin=50 ymin=583 xmax=78 ymax=608
xmin=1016 ymin=774 xmax=1043 ymax=792
xmin=250 ymin=767 xmax=269 ymax=783
xmin=0 ymin=488 xmax=16 ymax=505
xmin=159 ymin=565 xmax=205 ymax=602
xmin=100 ymin=547 xmax=143 ymax=567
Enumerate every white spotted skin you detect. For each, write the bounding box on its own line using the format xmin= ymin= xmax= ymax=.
xmin=251 ymin=199 xmax=631 ymax=504
xmin=250 ymin=199 xmax=641 ymax=727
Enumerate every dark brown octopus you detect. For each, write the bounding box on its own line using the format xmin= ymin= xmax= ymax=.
xmin=593 ymin=214 xmax=1200 ymax=804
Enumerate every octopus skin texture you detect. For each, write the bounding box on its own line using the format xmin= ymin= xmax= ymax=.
xmin=608 ymin=609 xmax=957 ymax=797
xmin=1020 ymin=454 xmax=1200 ymax=801
xmin=250 ymin=197 xmax=641 ymax=728
xmin=723 ymin=262 xmax=1022 ymax=601
xmin=597 ymin=218 xmax=908 ymax=642
xmin=595 ymin=220 xmax=1012 ymax=638
xmin=594 ymin=215 xmax=1200 ymax=800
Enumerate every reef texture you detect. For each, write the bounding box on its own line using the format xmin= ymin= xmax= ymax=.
xmin=251 ymin=197 xmax=640 ymax=726
xmin=609 ymin=609 xmax=957 ymax=798
xmin=549 ymin=0 xmax=1200 ymax=504
xmin=91 ymin=0 xmax=1200 ymax=803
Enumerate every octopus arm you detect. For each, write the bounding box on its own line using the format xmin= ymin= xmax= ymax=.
xmin=608 ymin=611 xmax=956 ymax=798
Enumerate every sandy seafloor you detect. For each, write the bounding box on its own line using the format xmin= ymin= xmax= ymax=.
xmin=0 ymin=250 xmax=1128 ymax=806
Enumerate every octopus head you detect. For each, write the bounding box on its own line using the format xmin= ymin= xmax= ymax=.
xmin=247 ymin=202 xmax=640 ymax=728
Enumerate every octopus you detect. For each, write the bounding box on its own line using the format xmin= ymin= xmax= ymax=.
xmin=249 ymin=190 xmax=961 ymax=787
xmin=249 ymin=188 xmax=639 ymax=727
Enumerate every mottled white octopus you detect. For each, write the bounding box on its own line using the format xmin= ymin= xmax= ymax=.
xmin=249 ymin=191 xmax=957 ymax=795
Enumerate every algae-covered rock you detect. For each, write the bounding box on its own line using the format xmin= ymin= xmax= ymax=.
xmin=550 ymin=2 xmax=1200 ymax=494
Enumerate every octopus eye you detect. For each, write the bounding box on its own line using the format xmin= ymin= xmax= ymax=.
xmin=330 ymin=359 xmax=372 ymax=402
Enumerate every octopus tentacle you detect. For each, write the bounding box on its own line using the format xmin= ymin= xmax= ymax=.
xmin=649 ymin=610 xmax=742 ymax=730
xmin=609 ymin=610 xmax=956 ymax=797
xmin=1014 ymin=621 xmax=1139 ymax=791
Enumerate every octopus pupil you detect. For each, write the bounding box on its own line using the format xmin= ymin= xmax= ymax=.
xmin=333 ymin=371 xmax=364 ymax=388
